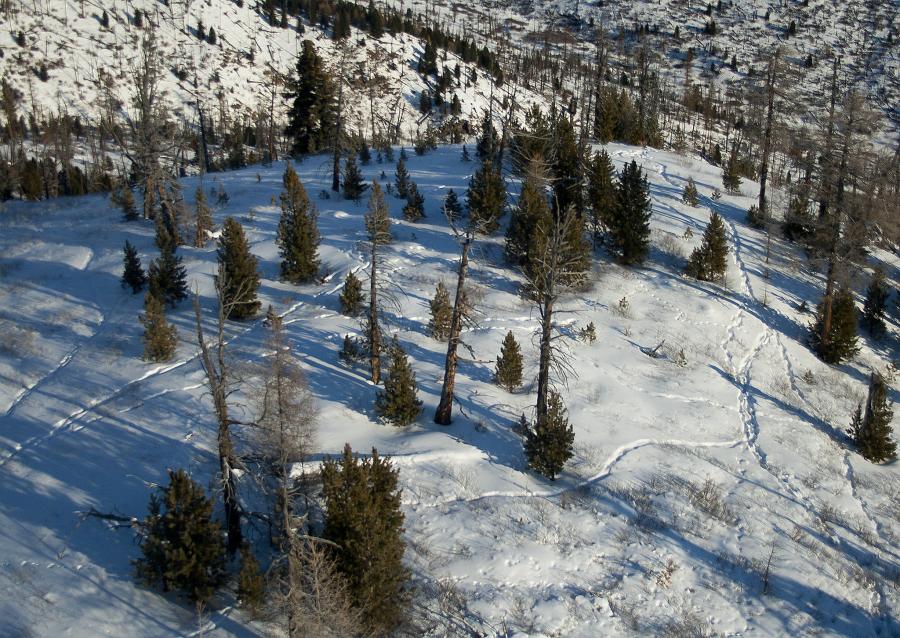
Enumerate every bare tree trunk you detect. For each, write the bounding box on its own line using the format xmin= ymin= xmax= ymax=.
xmin=535 ymin=296 xmax=554 ymax=422
xmin=434 ymin=234 xmax=472 ymax=425
xmin=369 ymin=240 xmax=381 ymax=385
xmin=758 ymin=49 xmax=779 ymax=221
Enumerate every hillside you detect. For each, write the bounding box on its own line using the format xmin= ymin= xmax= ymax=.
xmin=1 ymin=142 xmax=898 ymax=636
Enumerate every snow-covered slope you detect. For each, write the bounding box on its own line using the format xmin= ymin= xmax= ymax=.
xmin=0 ymin=144 xmax=898 ymax=636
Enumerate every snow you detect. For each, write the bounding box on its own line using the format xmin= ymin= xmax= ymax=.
xmin=0 ymin=143 xmax=898 ymax=636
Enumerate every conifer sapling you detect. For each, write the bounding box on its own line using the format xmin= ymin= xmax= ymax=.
xmin=339 ymin=270 xmax=364 ymax=316
xmin=375 ymin=337 xmax=423 ymax=426
xmin=524 ymin=390 xmax=574 ymax=480
xmin=428 ymin=281 xmax=452 ymax=340
xmin=140 ymin=293 xmax=178 ymax=362
xmin=495 ymin=330 xmax=523 ymax=392
xmin=121 ymin=240 xmax=147 ymax=293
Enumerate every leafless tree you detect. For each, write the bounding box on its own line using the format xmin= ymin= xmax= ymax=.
xmin=365 ymin=182 xmax=392 ymax=384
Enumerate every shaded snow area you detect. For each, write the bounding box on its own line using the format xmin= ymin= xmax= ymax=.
xmin=1 ymin=145 xmax=898 ymax=636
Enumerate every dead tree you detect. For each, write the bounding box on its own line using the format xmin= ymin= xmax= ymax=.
xmin=757 ymin=47 xmax=781 ymax=221
xmin=365 ymin=182 xmax=392 ymax=384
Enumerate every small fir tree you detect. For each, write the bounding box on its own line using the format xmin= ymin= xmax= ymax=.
xmin=134 ymin=469 xmax=226 ymax=602
xmin=394 ymin=156 xmax=410 ymax=198
xmin=147 ymin=245 xmax=188 ymax=307
xmin=854 ymin=372 xmax=896 ymax=463
xmin=722 ymin=149 xmax=742 ymax=194
xmin=375 ymin=337 xmax=422 ymax=426
xmin=428 ymin=281 xmax=452 ymax=340
xmin=121 ymin=186 xmax=139 ymax=221
xmin=524 ymin=390 xmax=574 ymax=480
xmin=810 ymin=286 xmax=860 ymax=364
xmin=342 ymin=155 xmax=368 ymax=202
xmin=609 ymin=160 xmax=652 ymax=265
xmin=861 ymin=269 xmax=889 ymax=338
xmin=685 ymin=212 xmax=729 ymax=282
xmin=339 ymin=271 xmax=364 ymax=316
xmin=494 ymin=331 xmax=523 ymax=392
xmin=237 ymin=544 xmax=266 ymax=616
xmin=442 ymin=189 xmax=463 ymax=223
xmin=121 ymin=240 xmax=147 ymax=293
xmin=218 ymin=217 xmax=261 ymax=320
xmin=140 ymin=293 xmax=178 ymax=362
xmin=467 ymin=159 xmax=506 ymax=234
xmin=402 ymin=182 xmax=425 ymax=221
xmin=194 ymin=186 xmax=214 ymax=247
xmin=321 ymin=444 xmax=409 ymax=634
xmin=277 ymin=165 xmax=320 ymax=284
xmin=154 ymin=207 xmax=177 ymax=253
xmin=681 ymin=177 xmax=700 ymax=206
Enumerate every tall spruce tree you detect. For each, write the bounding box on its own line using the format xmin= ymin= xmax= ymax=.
xmin=467 ymin=159 xmax=506 ymax=234
xmin=286 ymin=40 xmax=336 ymax=155
xmin=134 ymin=469 xmax=226 ymax=602
xmin=321 ymin=444 xmax=409 ymax=634
xmin=495 ymin=330 xmax=523 ymax=392
xmin=339 ymin=270 xmax=364 ymax=316
xmin=194 ymin=186 xmax=214 ymax=247
xmin=148 ymin=245 xmax=188 ymax=307
xmin=810 ymin=286 xmax=859 ymax=364
xmin=506 ymin=174 xmax=549 ymax=267
xmin=428 ymin=281 xmax=453 ymax=340
xmin=342 ymin=155 xmax=367 ymax=202
xmin=853 ymin=372 xmax=896 ymax=464
xmin=375 ymin=337 xmax=422 ymax=426
xmin=394 ymin=156 xmax=410 ymax=198
xmin=586 ymin=150 xmax=617 ymax=240
xmin=475 ymin=111 xmax=499 ymax=163
xmin=121 ymin=240 xmax=147 ymax=293
xmin=722 ymin=148 xmax=742 ymax=194
xmin=685 ymin=212 xmax=729 ymax=282
xmin=861 ymin=269 xmax=889 ymax=338
xmin=217 ymin=217 xmax=261 ymax=320
xmin=551 ymin=116 xmax=583 ymax=218
xmin=140 ymin=293 xmax=178 ymax=361
xmin=277 ymin=164 xmax=320 ymax=284
xmin=609 ymin=160 xmax=652 ymax=265
xmin=524 ymin=390 xmax=574 ymax=480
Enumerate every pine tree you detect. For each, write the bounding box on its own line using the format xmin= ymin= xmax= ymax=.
xmin=609 ymin=160 xmax=652 ymax=265
xmin=217 ymin=217 xmax=261 ymax=320
xmin=342 ymin=155 xmax=368 ymax=202
xmin=121 ymin=240 xmax=147 ymax=293
xmin=394 ymin=156 xmax=410 ymax=198
xmin=685 ymin=212 xmax=729 ymax=282
xmin=810 ymin=286 xmax=860 ymax=364
xmin=586 ymin=150 xmax=617 ymax=240
xmin=402 ymin=182 xmax=425 ymax=221
xmin=442 ymin=189 xmax=463 ymax=223
xmin=277 ymin=165 xmax=320 ymax=284
xmin=121 ymin=186 xmax=139 ymax=221
xmin=506 ymin=175 xmax=549 ymax=268
xmin=339 ymin=270 xmax=364 ymax=316
xmin=147 ymin=245 xmax=188 ymax=307
xmin=134 ymin=469 xmax=226 ymax=602
xmin=237 ymin=544 xmax=266 ymax=616
xmin=461 ymin=145 xmax=471 ymax=162
xmin=428 ymin=281 xmax=452 ymax=340
xmin=861 ymin=269 xmax=889 ymax=338
xmin=854 ymin=373 xmax=896 ymax=464
xmin=551 ymin=116 xmax=583 ymax=218
xmin=365 ymin=182 xmax=392 ymax=384
xmin=375 ymin=338 xmax=422 ymax=426
xmin=475 ymin=112 xmax=498 ymax=163
xmin=467 ymin=159 xmax=506 ymax=233
xmin=194 ymin=186 xmax=214 ymax=247
xmin=494 ymin=330 xmax=523 ymax=392
xmin=154 ymin=206 xmax=177 ymax=253
xmin=681 ymin=177 xmax=700 ymax=206
xmin=524 ymin=390 xmax=574 ymax=480
xmin=286 ymin=40 xmax=336 ymax=155
xmin=140 ymin=293 xmax=178 ymax=362
xmin=321 ymin=444 xmax=409 ymax=634
xmin=722 ymin=148 xmax=742 ymax=194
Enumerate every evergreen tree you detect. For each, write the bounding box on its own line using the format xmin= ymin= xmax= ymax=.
xmin=476 ymin=112 xmax=498 ymax=163
xmin=342 ymin=155 xmax=368 ymax=202
xmin=524 ymin=390 xmax=574 ymax=480
xmin=428 ymin=281 xmax=452 ymax=340
xmin=217 ymin=217 xmax=261 ymax=320
xmin=121 ymin=186 xmax=139 ymax=221
xmin=506 ymin=175 xmax=549 ymax=267
xmin=237 ymin=544 xmax=266 ymax=615
xmin=194 ymin=186 xmax=214 ymax=247
xmin=148 ymin=245 xmax=188 ymax=307
xmin=134 ymin=469 xmax=226 ymax=602
xmin=861 ymin=269 xmax=889 ymax=338
xmin=339 ymin=270 xmax=364 ymax=316
xmin=286 ymin=40 xmax=336 ymax=155
xmin=609 ymin=160 xmax=652 ymax=265
xmin=467 ymin=159 xmax=506 ymax=234
xmin=810 ymin=286 xmax=860 ymax=364
xmin=277 ymin=164 xmax=320 ymax=283
xmin=321 ymin=445 xmax=409 ymax=634
xmin=722 ymin=148 xmax=742 ymax=194
xmin=461 ymin=144 xmax=471 ymax=162
xmin=359 ymin=140 xmax=372 ymax=165
xmin=140 ymin=293 xmax=178 ymax=362
xmin=154 ymin=205 xmax=178 ymax=253
xmin=402 ymin=182 xmax=425 ymax=221
xmin=551 ymin=116 xmax=583 ymax=218
xmin=685 ymin=212 xmax=729 ymax=282
xmin=681 ymin=177 xmax=700 ymax=206
xmin=375 ymin=338 xmax=422 ymax=426
xmin=442 ymin=189 xmax=463 ymax=223
xmin=367 ymin=0 xmax=384 ymax=37
xmin=121 ymin=240 xmax=147 ymax=293
xmin=586 ymin=150 xmax=617 ymax=240
xmin=853 ymin=372 xmax=896 ymax=464
xmin=394 ymin=156 xmax=410 ymax=198
xmin=494 ymin=330 xmax=523 ymax=392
